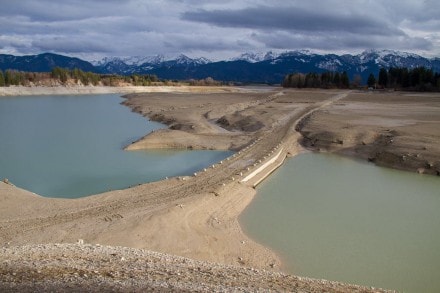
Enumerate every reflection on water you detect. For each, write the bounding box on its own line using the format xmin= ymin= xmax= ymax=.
xmin=240 ymin=152 xmax=440 ymax=292
xmin=0 ymin=94 xmax=231 ymax=198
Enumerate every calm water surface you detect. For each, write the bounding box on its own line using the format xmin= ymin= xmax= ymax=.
xmin=240 ymin=152 xmax=440 ymax=292
xmin=0 ymin=94 xmax=231 ymax=198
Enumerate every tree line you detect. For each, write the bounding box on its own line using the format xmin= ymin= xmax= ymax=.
xmin=282 ymin=71 xmax=350 ymax=89
xmin=367 ymin=67 xmax=440 ymax=91
xmin=283 ymin=67 xmax=439 ymax=91
xmin=0 ymin=67 xmax=222 ymax=87
xmin=50 ymin=67 xmax=162 ymax=86
xmin=0 ymin=68 xmax=113 ymax=87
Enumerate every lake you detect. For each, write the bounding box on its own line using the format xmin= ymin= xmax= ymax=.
xmin=240 ymin=152 xmax=440 ymax=292
xmin=0 ymin=94 xmax=231 ymax=198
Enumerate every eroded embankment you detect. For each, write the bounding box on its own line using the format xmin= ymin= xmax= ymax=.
xmin=296 ymin=91 xmax=440 ymax=176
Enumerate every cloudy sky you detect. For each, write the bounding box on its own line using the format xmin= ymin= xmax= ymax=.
xmin=1 ymin=0 xmax=439 ymax=60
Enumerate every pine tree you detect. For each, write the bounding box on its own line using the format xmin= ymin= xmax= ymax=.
xmin=341 ymin=71 xmax=350 ymax=88
xmin=0 ymin=70 xmax=4 ymax=87
xmin=378 ymin=68 xmax=388 ymax=88
xmin=5 ymin=70 xmax=13 ymax=86
xmin=367 ymin=73 xmax=376 ymax=88
xmin=333 ymin=72 xmax=341 ymax=87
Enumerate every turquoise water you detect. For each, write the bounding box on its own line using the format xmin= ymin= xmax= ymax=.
xmin=240 ymin=152 xmax=440 ymax=292
xmin=0 ymin=94 xmax=231 ymax=198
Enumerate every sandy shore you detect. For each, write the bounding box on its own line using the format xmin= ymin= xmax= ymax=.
xmin=1 ymin=86 xmax=437 ymax=291
xmin=0 ymin=85 xmax=253 ymax=97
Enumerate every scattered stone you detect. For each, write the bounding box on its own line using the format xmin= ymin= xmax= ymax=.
xmin=426 ymin=162 xmax=434 ymax=169
xmin=77 ymin=239 xmax=84 ymax=245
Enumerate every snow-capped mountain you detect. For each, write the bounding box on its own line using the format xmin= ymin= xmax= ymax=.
xmin=172 ymin=54 xmax=210 ymax=65
xmin=232 ymin=51 xmax=278 ymax=63
xmin=91 ymin=55 xmax=165 ymax=67
xmin=93 ymin=54 xmax=210 ymax=67
xmin=357 ymin=50 xmax=433 ymax=69
xmin=92 ymin=54 xmax=211 ymax=74
xmin=1 ymin=50 xmax=439 ymax=84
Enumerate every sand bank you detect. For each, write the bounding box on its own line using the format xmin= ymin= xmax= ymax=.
xmin=0 ymin=85 xmax=252 ymax=97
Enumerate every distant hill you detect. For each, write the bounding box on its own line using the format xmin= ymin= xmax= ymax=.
xmin=1 ymin=50 xmax=439 ymax=84
xmin=0 ymin=53 xmax=97 ymax=73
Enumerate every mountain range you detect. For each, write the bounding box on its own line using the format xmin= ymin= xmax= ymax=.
xmin=1 ymin=50 xmax=439 ymax=84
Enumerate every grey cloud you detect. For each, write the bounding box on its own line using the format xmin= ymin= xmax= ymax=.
xmin=182 ymin=6 xmax=404 ymax=36
xmin=32 ymin=37 xmax=112 ymax=54
xmin=0 ymin=0 xmax=439 ymax=59
xmin=0 ymin=0 xmax=134 ymax=22
xmin=254 ymin=31 xmax=433 ymax=52
xmin=159 ymin=29 xmax=258 ymax=53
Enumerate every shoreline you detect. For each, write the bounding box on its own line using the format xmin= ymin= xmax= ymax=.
xmin=0 ymin=85 xmax=257 ymax=97
xmin=1 ymin=86 xmax=438 ymax=291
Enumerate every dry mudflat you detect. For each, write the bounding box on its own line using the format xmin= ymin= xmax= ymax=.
xmin=2 ymin=86 xmax=437 ymax=292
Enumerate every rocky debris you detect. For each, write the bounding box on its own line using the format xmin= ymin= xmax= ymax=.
xmin=217 ymin=114 xmax=264 ymax=132
xmin=0 ymin=244 xmax=390 ymax=292
xmin=2 ymin=178 xmax=14 ymax=186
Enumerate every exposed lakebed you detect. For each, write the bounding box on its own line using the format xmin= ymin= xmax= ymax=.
xmin=0 ymin=94 xmax=231 ymax=198
xmin=240 ymin=152 xmax=440 ymax=293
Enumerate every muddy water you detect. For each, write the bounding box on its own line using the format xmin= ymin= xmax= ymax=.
xmin=240 ymin=152 xmax=440 ymax=292
xmin=0 ymin=94 xmax=231 ymax=198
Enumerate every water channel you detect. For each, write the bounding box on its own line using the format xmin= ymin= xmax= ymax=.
xmin=0 ymin=94 xmax=231 ymax=198
xmin=240 ymin=152 xmax=440 ymax=292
